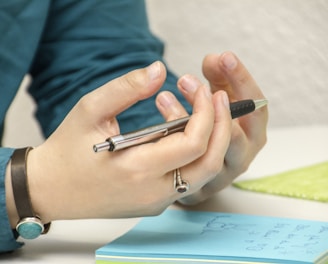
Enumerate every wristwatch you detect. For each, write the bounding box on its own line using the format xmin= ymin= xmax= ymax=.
xmin=11 ymin=147 xmax=51 ymax=239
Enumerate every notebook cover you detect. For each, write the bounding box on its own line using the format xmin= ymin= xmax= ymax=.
xmin=234 ymin=161 xmax=328 ymax=202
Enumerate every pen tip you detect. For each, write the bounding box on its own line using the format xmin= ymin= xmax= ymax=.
xmin=254 ymin=99 xmax=268 ymax=110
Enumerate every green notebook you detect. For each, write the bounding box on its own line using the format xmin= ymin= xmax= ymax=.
xmin=234 ymin=161 xmax=328 ymax=202
xmin=96 ymin=209 xmax=328 ymax=264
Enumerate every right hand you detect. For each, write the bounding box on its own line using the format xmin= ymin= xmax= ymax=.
xmin=21 ymin=61 xmax=231 ymax=224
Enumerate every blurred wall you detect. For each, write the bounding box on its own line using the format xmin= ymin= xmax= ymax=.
xmin=146 ymin=0 xmax=328 ymax=127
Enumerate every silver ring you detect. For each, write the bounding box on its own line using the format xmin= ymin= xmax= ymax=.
xmin=173 ymin=168 xmax=189 ymax=193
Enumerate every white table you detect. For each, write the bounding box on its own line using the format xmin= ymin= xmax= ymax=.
xmin=4 ymin=125 xmax=328 ymax=264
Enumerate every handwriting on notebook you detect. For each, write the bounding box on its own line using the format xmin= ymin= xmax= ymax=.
xmin=201 ymin=214 xmax=328 ymax=255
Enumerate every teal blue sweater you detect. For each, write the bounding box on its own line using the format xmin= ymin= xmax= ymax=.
xmin=0 ymin=0 xmax=190 ymax=252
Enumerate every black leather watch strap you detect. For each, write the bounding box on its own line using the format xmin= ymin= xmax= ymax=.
xmin=11 ymin=147 xmax=51 ymax=238
xmin=11 ymin=147 xmax=34 ymax=219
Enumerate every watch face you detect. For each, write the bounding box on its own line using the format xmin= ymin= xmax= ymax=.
xmin=16 ymin=217 xmax=44 ymax=239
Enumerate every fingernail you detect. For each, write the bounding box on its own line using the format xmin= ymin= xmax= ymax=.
xmin=203 ymin=84 xmax=212 ymax=99
xmin=215 ymin=91 xmax=230 ymax=115
xmin=157 ymin=92 xmax=174 ymax=108
xmin=221 ymin=52 xmax=237 ymax=70
xmin=147 ymin=61 xmax=161 ymax=80
xmin=221 ymin=91 xmax=230 ymax=109
xmin=179 ymin=75 xmax=199 ymax=93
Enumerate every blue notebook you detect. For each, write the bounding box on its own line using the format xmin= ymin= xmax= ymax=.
xmin=96 ymin=209 xmax=328 ymax=264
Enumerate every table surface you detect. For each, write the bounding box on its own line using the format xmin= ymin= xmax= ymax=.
xmin=3 ymin=125 xmax=328 ymax=264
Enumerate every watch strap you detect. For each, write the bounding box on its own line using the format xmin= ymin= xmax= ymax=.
xmin=11 ymin=147 xmax=51 ymax=239
xmin=11 ymin=147 xmax=34 ymax=219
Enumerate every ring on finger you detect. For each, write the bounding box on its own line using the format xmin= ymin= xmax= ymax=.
xmin=173 ymin=168 xmax=189 ymax=194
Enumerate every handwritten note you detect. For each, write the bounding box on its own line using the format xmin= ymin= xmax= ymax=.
xmin=96 ymin=210 xmax=328 ymax=263
xmin=200 ymin=214 xmax=328 ymax=258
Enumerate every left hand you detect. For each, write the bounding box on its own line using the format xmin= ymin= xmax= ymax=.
xmin=157 ymin=51 xmax=268 ymax=205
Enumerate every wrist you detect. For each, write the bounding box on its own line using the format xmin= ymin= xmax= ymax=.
xmin=27 ymin=144 xmax=80 ymax=222
xmin=26 ymin=147 xmax=53 ymax=224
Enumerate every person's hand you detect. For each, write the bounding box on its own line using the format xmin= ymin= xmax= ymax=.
xmin=15 ymin=61 xmax=232 ymax=225
xmin=172 ymin=51 xmax=268 ymax=205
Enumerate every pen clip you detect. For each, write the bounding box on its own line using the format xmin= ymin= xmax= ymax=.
xmin=110 ymin=128 xmax=169 ymax=151
xmin=109 ymin=116 xmax=189 ymax=151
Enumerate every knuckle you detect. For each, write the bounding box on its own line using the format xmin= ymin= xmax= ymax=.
xmin=188 ymin=140 xmax=208 ymax=159
xmin=76 ymin=93 xmax=96 ymax=114
xmin=199 ymin=159 xmax=225 ymax=184
xmin=238 ymin=161 xmax=250 ymax=174
xmin=119 ymin=70 xmax=149 ymax=97
xmin=207 ymin=158 xmax=225 ymax=177
xmin=129 ymin=170 xmax=148 ymax=185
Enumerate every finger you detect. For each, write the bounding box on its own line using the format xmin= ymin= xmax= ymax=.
xmin=177 ymin=76 xmax=232 ymax=177
xmin=204 ymin=52 xmax=268 ymax=138
xmin=121 ymin=80 xmax=215 ymax=174
xmin=201 ymin=90 xmax=232 ymax=173
xmin=218 ymin=53 xmax=268 ymax=160
xmin=220 ymin=52 xmax=268 ymax=140
xmin=218 ymin=51 xmax=265 ymax=100
xmin=202 ymin=54 xmax=233 ymax=95
xmin=224 ymin=122 xmax=249 ymax=169
xmin=156 ymin=73 xmax=209 ymax=122
xmin=176 ymin=74 xmax=204 ymax=105
xmin=155 ymin=91 xmax=189 ymax=121
xmin=181 ymin=90 xmax=232 ymax=191
xmin=203 ymin=52 xmax=266 ymax=101
xmin=177 ymin=77 xmax=232 ymax=184
xmin=79 ymin=61 xmax=167 ymax=121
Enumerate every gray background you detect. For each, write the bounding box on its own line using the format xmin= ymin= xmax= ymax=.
xmin=3 ymin=0 xmax=328 ymax=147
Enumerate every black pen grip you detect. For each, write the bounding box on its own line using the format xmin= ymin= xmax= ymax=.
xmin=230 ymin=99 xmax=255 ymax=119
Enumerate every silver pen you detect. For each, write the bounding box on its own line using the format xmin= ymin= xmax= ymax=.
xmin=93 ymin=99 xmax=268 ymax=152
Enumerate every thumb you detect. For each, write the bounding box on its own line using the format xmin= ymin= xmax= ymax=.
xmin=80 ymin=61 xmax=167 ymax=120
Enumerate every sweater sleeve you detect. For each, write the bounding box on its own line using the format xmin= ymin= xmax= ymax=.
xmin=29 ymin=0 xmax=191 ymax=137
xmin=0 ymin=148 xmax=23 ymax=253
xmin=0 ymin=0 xmax=51 ymax=253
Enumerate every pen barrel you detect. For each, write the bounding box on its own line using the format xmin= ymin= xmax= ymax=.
xmin=93 ymin=99 xmax=267 ymax=153
xmin=109 ymin=116 xmax=189 ymax=151
xmin=230 ymin=100 xmax=255 ymax=119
